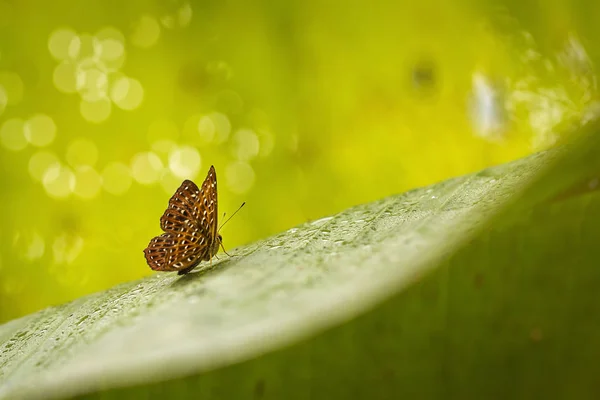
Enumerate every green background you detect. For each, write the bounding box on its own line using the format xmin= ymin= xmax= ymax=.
xmin=0 ymin=0 xmax=598 ymax=323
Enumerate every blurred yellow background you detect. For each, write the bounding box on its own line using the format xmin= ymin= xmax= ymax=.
xmin=0 ymin=0 xmax=597 ymax=323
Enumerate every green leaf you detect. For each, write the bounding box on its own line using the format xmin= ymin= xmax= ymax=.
xmin=2 ymin=122 xmax=600 ymax=399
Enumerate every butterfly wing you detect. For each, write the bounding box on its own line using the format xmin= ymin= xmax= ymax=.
xmin=144 ymin=232 xmax=209 ymax=271
xmin=159 ymin=179 xmax=198 ymax=232
xmin=199 ymin=165 xmax=219 ymax=243
xmin=143 ymin=166 xmax=219 ymax=272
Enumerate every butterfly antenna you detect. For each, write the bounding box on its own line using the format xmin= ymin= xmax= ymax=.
xmin=218 ymin=202 xmax=246 ymax=232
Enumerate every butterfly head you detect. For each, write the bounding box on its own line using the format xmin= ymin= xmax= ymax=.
xmin=209 ymin=233 xmax=223 ymax=259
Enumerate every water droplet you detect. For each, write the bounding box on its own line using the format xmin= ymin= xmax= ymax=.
xmin=311 ymin=216 xmax=333 ymax=225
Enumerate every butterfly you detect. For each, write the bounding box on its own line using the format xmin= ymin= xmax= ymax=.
xmin=144 ymin=165 xmax=242 ymax=275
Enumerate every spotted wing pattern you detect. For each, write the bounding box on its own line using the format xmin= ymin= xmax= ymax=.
xmin=144 ymin=166 xmax=219 ymax=272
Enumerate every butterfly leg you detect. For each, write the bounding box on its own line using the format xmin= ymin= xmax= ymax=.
xmin=220 ymin=242 xmax=233 ymax=257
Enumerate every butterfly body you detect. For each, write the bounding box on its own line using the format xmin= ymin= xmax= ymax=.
xmin=144 ymin=165 xmax=221 ymax=274
xmin=176 ymin=233 xmax=222 ymax=275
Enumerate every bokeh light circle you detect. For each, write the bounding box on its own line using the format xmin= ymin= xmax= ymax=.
xmin=232 ymin=129 xmax=260 ymax=160
xmin=225 ymin=161 xmax=255 ymax=194
xmin=0 ymin=118 xmax=27 ymax=151
xmin=97 ymin=38 xmax=124 ymax=61
xmin=76 ymin=63 xmax=108 ymax=102
xmin=73 ymin=166 xmax=103 ymax=199
xmin=0 ymin=84 xmax=7 ymax=116
xmin=29 ymin=151 xmax=60 ymax=182
xmin=197 ymin=115 xmax=216 ymax=143
xmin=179 ymin=3 xmax=193 ymax=27
xmin=159 ymin=170 xmax=181 ymax=195
xmin=168 ymin=145 xmax=201 ymax=179
xmin=131 ymin=152 xmax=163 ymax=184
xmin=161 ymin=2 xmax=193 ymax=29
xmin=24 ymin=114 xmax=57 ymax=147
xmin=0 ymin=72 xmax=24 ymax=105
xmin=209 ymin=112 xmax=231 ymax=143
xmin=102 ymin=162 xmax=132 ymax=195
xmin=25 ymin=231 xmax=45 ymax=261
xmin=216 ymin=89 xmax=243 ymax=114
xmin=48 ymin=28 xmax=78 ymax=60
xmin=53 ymin=234 xmax=84 ymax=265
xmin=53 ymin=61 xmax=78 ymax=93
xmin=66 ymin=138 xmax=98 ymax=167
xmin=111 ymin=77 xmax=144 ymax=110
xmin=43 ymin=164 xmax=75 ymax=198
xmin=131 ymin=15 xmax=161 ymax=48
xmin=95 ymin=26 xmax=125 ymax=43
xmin=257 ymin=129 xmax=275 ymax=157
xmin=151 ymin=139 xmax=178 ymax=156
xmin=67 ymin=35 xmax=81 ymax=59
xmin=73 ymin=34 xmax=95 ymax=60
xmin=80 ymin=97 xmax=112 ymax=123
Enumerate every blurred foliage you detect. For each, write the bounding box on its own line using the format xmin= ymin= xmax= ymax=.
xmin=0 ymin=0 xmax=598 ymax=323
